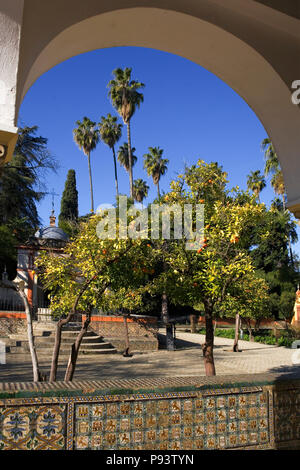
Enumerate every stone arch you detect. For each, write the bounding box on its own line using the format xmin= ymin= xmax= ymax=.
xmin=4 ymin=4 xmax=300 ymax=213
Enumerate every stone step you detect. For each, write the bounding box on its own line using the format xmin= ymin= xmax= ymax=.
xmin=44 ymin=330 xmax=96 ymax=336
xmin=59 ymin=331 xmax=97 ymax=337
xmin=33 ymin=335 xmax=104 ymax=345
xmin=77 ymin=348 xmax=118 ymax=355
xmin=9 ymin=331 xmax=99 ymax=342
xmin=6 ymin=346 xmax=29 ymax=354
xmin=78 ymin=335 xmax=103 ymax=342
xmin=6 ymin=337 xmax=112 ymax=348
xmin=6 ymin=345 xmax=117 ymax=355
xmin=33 ymin=341 xmax=114 ymax=350
xmin=6 ymin=323 xmax=117 ymax=355
xmin=33 ymin=323 xmax=82 ymax=332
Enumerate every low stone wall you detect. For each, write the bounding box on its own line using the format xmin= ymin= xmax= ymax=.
xmin=104 ymin=337 xmax=158 ymax=353
xmin=0 ymin=373 xmax=299 ymax=450
xmin=0 ymin=312 xmax=27 ymax=337
xmin=85 ymin=315 xmax=159 ymax=352
xmin=196 ymin=317 xmax=289 ymax=330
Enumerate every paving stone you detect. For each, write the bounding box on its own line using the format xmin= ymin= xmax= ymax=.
xmin=0 ymin=331 xmax=299 ymax=383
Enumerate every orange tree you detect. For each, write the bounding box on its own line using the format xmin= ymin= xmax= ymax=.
xmin=215 ymin=272 xmax=270 ymax=347
xmin=36 ymin=213 xmax=156 ymax=381
xmin=144 ymin=160 xmax=266 ymax=376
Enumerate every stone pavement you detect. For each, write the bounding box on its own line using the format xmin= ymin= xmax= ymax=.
xmin=0 ymin=330 xmax=299 ymax=383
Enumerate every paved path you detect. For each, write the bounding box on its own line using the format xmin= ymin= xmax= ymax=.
xmin=0 ymin=331 xmax=299 ymax=383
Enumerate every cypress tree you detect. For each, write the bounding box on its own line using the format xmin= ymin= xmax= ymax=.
xmin=58 ymin=169 xmax=78 ymax=227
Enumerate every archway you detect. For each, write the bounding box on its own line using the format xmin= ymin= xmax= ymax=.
xmin=0 ymin=3 xmax=299 ymax=213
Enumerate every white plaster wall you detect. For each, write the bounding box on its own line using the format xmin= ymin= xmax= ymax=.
xmin=0 ymin=0 xmax=23 ymax=133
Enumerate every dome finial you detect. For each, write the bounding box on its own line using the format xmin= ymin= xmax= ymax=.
xmin=50 ymin=208 xmax=56 ymax=227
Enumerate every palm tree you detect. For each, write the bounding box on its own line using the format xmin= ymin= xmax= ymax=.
xmin=262 ymin=138 xmax=279 ymax=175
xmin=73 ymin=117 xmax=99 ymax=213
xmin=271 ymin=171 xmax=286 ymax=208
xmin=99 ymin=114 xmax=123 ymax=198
xmin=143 ymin=146 xmax=169 ymax=199
xmin=262 ymin=138 xmax=286 ymax=209
xmin=117 ymin=142 xmax=137 ymax=173
xmin=108 ymin=67 xmax=145 ymax=198
xmin=262 ymin=138 xmax=294 ymax=264
xmin=247 ymin=170 xmax=266 ymax=202
xmin=133 ymin=178 xmax=149 ymax=205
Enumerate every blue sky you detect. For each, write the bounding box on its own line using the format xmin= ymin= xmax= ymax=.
xmin=18 ymin=46 xmax=300 ymax=254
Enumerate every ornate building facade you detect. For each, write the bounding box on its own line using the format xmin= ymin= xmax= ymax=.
xmin=0 ymin=211 xmax=68 ymax=314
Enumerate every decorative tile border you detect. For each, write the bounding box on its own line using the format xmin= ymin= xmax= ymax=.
xmin=71 ymin=388 xmax=273 ymax=450
xmin=1 ymin=379 xmax=300 ymax=450
xmin=274 ymin=387 xmax=300 ymax=443
xmin=0 ymin=404 xmax=66 ymax=450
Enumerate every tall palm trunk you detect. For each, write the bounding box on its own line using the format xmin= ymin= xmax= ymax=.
xmin=157 ymin=179 xmax=160 ymax=199
xmin=127 ymin=120 xmax=134 ymax=199
xmin=112 ymin=146 xmax=119 ymax=198
xmin=87 ymin=151 xmax=94 ymax=213
xmin=281 ymin=193 xmax=294 ymax=267
xmin=282 ymin=194 xmax=294 ymax=266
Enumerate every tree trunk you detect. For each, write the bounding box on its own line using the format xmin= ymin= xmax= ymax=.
xmin=190 ymin=314 xmax=196 ymax=333
xmin=49 ymin=272 xmax=107 ymax=381
xmin=202 ymin=303 xmax=216 ymax=376
xmin=233 ymin=313 xmax=240 ymax=352
xmin=244 ymin=319 xmax=253 ymax=342
xmin=127 ymin=121 xmax=134 ymax=199
xmin=247 ymin=324 xmax=253 ymax=342
xmin=49 ymin=317 xmax=66 ymax=382
xmin=19 ymin=288 xmax=41 ymax=382
xmin=162 ymin=292 xmax=175 ymax=350
xmin=64 ymin=311 xmax=91 ymax=381
xmin=281 ymin=193 xmax=294 ymax=267
xmin=282 ymin=193 xmax=286 ymax=211
xmin=123 ymin=315 xmax=131 ymax=357
xmin=49 ymin=278 xmax=96 ymax=381
xmin=254 ymin=319 xmax=261 ymax=332
xmin=161 ymin=292 xmax=169 ymax=325
xmin=157 ymin=179 xmax=160 ymax=199
xmin=87 ymin=151 xmax=94 ymax=213
xmin=112 ymin=146 xmax=119 ymax=199
xmin=0 ymin=281 xmax=42 ymax=381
